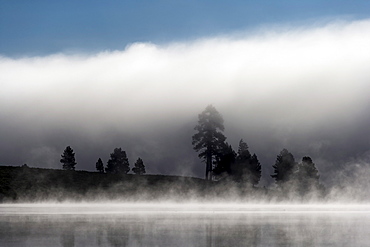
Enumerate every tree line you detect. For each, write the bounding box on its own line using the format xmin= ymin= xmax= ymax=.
xmin=59 ymin=104 xmax=324 ymax=197
xmin=192 ymin=105 xmax=324 ymax=196
xmin=60 ymin=146 xmax=146 ymax=175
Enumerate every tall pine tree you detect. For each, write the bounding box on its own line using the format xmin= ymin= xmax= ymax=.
xmin=192 ymin=105 xmax=226 ymax=180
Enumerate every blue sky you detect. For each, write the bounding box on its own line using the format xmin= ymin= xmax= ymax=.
xmin=2 ymin=0 xmax=370 ymax=56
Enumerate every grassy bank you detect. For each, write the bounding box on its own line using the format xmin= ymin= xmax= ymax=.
xmin=1 ymin=166 xmax=265 ymax=202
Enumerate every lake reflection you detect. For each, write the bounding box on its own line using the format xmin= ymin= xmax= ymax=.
xmin=0 ymin=204 xmax=369 ymax=247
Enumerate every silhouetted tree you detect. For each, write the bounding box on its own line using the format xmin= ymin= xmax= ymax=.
xmin=231 ymin=139 xmax=261 ymax=186
xmin=105 ymin=148 xmax=130 ymax=174
xmin=192 ymin=105 xmax=226 ymax=180
xmin=60 ymin=146 xmax=77 ymax=171
xmin=132 ymin=157 xmax=146 ymax=175
xmin=213 ymin=142 xmax=236 ymax=180
xmin=249 ymin=153 xmax=262 ymax=186
xmin=271 ymin=149 xmax=296 ymax=187
xmin=96 ymin=158 xmax=104 ymax=173
xmin=231 ymin=139 xmax=251 ymax=183
xmin=295 ymin=156 xmax=321 ymax=196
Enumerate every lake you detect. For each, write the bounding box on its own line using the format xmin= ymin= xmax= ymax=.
xmin=0 ymin=203 xmax=369 ymax=246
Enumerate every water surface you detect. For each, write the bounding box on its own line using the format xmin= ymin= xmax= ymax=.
xmin=1 ymin=203 xmax=369 ymax=247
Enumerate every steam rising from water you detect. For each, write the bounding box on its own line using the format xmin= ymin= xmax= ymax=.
xmin=2 ymin=203 xmax=370 ymax=215
xmin=1 ymin=203 xmax=369 ymax=246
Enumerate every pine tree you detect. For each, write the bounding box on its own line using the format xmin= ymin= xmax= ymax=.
xmin=231 ymin=139 xmax=261 ymax=186
xmin=295 ymin=156 xmax=321 ymax=195
xmin=60 ymin=146 xmax=77 ymax=171
xmin=106 ymin=148 xmax=130 ymax=174
xmin=271 ymin=149 xmax=297 ymax=187
xmin=96 ymin=158 xmax=105 ymax=173
xmin=237 ymin=139 xmax=251 ymax=160
xmin=231 ymin=139 xmax=251 ymax=183
xmin=192 ymin=105 xmax=226 ymax=180
xmin=249 ymin=153 xmax=261 ymax=186
xmin=132 ymin=157 xmax=146 ymax=175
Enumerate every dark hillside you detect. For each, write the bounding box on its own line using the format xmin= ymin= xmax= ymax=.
xmin=0 ymin=166 xmax=218 ymax=202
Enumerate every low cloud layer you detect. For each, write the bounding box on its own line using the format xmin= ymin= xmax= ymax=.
xmin=1 ymin=19 xmax=370 ymax=186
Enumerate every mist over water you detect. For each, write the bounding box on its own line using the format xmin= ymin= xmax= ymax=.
xmin=1 ymin=203 xmax=369 ymax=247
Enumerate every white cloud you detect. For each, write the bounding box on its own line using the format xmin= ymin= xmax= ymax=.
xmin=2 ymin=20 xmax=369 ymax=133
